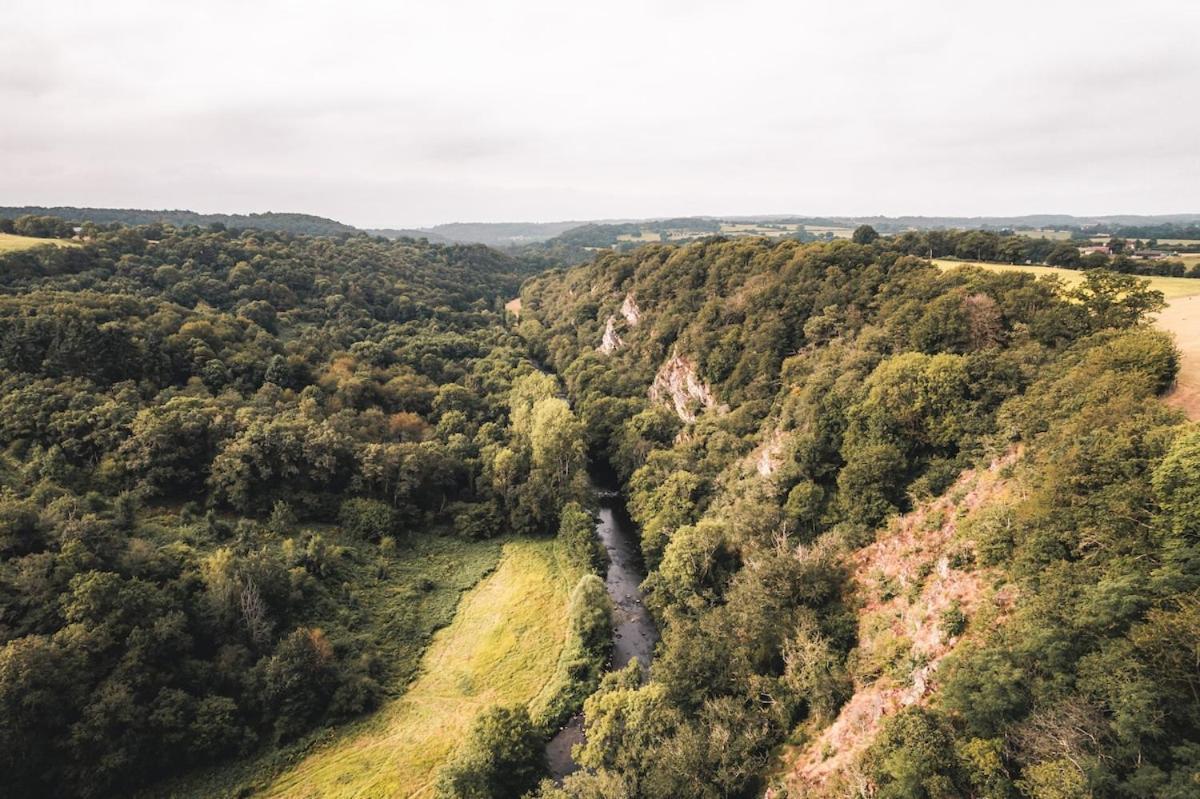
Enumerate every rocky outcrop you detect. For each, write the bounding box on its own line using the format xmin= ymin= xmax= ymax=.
xmin=775 ymin=447 xmax=1022 ymax=797
xmin=620 ymin=292 xmax=641 ymax=326
xmin=751 ymin=429 xmax=787 ymax=477
xmin=598 ymin=316 xmax=624 ymax=354
xmin=649 ymin=352 xmax=715 ymax=422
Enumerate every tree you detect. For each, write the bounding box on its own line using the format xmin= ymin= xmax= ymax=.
xmin=852 ymin=224 xmax=880 ymax=245
xmin=1068 ymin=270 xmax=1165 ymax=330
xmin=436 ymin=705 xmax=545 ymax=799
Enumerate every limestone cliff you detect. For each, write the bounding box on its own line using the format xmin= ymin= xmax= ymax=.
xmin=620 ymin=292 xmax=641 ymax=326
xmin=649 ymin=352 xmax=716 ymax=422
xmin=598 ymin=316 xmax=624 ymax=354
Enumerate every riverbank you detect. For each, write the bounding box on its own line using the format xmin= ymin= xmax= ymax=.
xmin=546 ymin=469 xmax=658 ymax=779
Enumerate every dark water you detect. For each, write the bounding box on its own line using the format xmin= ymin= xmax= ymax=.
xmin=545 ymin=472 xmax=658 ymax=779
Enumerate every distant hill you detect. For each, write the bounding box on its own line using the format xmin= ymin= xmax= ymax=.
xmin=367 ymin=228 xmax=455 ymax=245
xmin=428 ymin=221 xmax=589 ymax=246
xmin=375 ymin=221 xmax=594 ymax=247
xmin=0 ymin=206 xmax=358 ymax=235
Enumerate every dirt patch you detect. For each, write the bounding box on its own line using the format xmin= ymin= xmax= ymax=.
xmin=1156 ymin=295 xmax=1200 ymax=420
xmin=505 ymin=297 xmax=522 ymax=318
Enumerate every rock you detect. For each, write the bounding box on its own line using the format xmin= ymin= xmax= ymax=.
xmin=598 ymin=315 xmax=624 ymax=354
xmin=620 ymin=292 xmax=641 ymax=326
xmin=649 ymin=351 xmax=715 ymax=422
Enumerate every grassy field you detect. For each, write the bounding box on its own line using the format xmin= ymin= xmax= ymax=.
xmin=157 ymin=538 xmax=579 ymax=799
xmin=933 ymin=258 xmax=1200 ymax=300
xmin=1014 ymin=228 xmax=1072 ymax=240
xmin=617 ymin=231 xmax=663 ymax=242
xmin=146 ymin=534 xmax=508 ymax=799
xmin=0 ymin=232 xmax=78 ymax=252
xmin=259 ymin=538 xmax=577 ymax=799
xmin=802 ymin=225 xmax=855 ymax=239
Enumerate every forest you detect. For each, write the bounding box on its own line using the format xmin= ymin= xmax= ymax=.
xmin=0 ymin=220 xmax=601 ymax=798
xmin=0 ymin=208 xmax=358 ymax=236
xmin=0 ymin=218 xmax=1197 ymax=799
xmin=517 ymin=236 xmax=1199 ymax=798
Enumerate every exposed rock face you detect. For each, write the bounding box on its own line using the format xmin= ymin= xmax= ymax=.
xmin=776 ymin=447 xmax=1022 ymax=796
xmin=649 ymin=352 xmax=715 ymax=422
xmin=752 ymin=429 xmax=786 ymax=477
xmin=620 ymin=292 xmax=641 ymax=326
xmin=598 ymin=315 xmax=624 ymax=354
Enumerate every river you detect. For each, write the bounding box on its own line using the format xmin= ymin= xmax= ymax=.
xmin=545 ymin=467 xmax=659 ymax=779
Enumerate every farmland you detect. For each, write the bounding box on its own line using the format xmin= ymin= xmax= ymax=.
xmin=0 ymin=232 xmax=78 ymax=252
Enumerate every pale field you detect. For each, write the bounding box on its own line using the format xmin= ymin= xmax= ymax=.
xmin=616 ymin=231 xmax=663 ymax=242
xmin=0 ymin=232 xmax=79 ymax=252
xmin=935 ymin=259 xmax=1200 ymax=419
xmin=1015 ymin=228 xmax=1072 ymax=240
xmin=803 ymin=225 xmax=855 ymax=239
xmin=258 ymin=539 xmax=577 ymax=799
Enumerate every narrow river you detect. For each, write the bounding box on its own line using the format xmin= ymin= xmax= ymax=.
xmin=545 ymin=468 xmax=659 ymax=779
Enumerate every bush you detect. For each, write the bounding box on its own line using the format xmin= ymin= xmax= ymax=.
xmin=338 ymin=498 xmax=398 ymax=542
xmin=435 ymin=704 xmax=545 ymax=799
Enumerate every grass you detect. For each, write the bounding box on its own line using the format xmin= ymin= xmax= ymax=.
xmin=160 ymin=538 xmax=579 ymax=799
xmin=0 ymin=232 xmax=79 ymax=253
xmin=1014 ymin=228 xmax=1072 ymax=240
xmin=145 ymin=533 xmax=507 ymax=799
xmin=260 ymin=539 xmax=578 ymax=799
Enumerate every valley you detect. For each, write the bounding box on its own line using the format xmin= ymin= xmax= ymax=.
xmin=2 ymin=216 xmax=1199 ymax=799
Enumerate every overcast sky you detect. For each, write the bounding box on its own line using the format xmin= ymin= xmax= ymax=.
xmin=3 ymin=1 xmax=1198 ymax=227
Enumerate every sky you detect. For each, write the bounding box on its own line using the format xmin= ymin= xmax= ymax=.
xmin=2 ymin=0 xmax=1198 ymax=227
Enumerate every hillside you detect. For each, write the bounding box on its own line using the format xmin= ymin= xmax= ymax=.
xmin=0 ymin=206 xmax=357 ymax=235
xmin=518 ymin=236 xmax=1200 ymax=798
xmin=0 ymin=222 xmax=604 ymax=798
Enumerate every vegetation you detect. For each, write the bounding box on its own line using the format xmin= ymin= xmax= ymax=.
xmin=4 ymin=210 xmax=1199 ymax=798
xmin=0 ymin=220 xmax=596 ymax=797
xmin=518 ymin=234 xmax=1197 ymax=798
xmin=0 ymin=231 xmax=80 ymax=254
xmin=255 ymin=540 xmax=579 ymax=799
xmin=0 ymin=207 xmax=357 ymax=236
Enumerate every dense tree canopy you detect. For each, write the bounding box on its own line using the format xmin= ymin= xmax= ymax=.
xmin=0 ymin=221 xmax=588 ymax=797
xmin=519 ymin=235 xmax=1193 ymax=798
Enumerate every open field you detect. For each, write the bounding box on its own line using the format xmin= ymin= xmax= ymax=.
xmin=253 ymin=538 xmax=576 ymax=799
xmin=935 ymin=259 xmax=1200 ymax=418
xmin=1014 ymin=228 xmax=1072 ymax=240
xmin=617 ymin=231 xmax=663 ymax=242
xmin=146 ymin=534 xmax=507 ymax=799
xmin=1151 ymin=238 xmax=1200 ymax=247
xmin=802 ymin=225 xmax=855 ymax=239
xmin=0 ymin=232 xmax=78 ymax=253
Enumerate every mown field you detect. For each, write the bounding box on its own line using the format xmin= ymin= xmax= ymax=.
xmin=159 ymin=538 xmax=578 ymax=799
xmin=0 ymin=232 xmax=78 ymax=252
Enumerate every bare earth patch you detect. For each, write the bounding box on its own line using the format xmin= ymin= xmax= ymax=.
xmin=1156 ymin=295 xmax=1200 ymax=420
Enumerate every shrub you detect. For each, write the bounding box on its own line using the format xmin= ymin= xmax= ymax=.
xmin=338 ymin=498 xmax=398 ymax=542
xmin=435 ymin=704 xmax=545 ymax=799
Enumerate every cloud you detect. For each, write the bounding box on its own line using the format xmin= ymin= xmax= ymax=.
xmin=1 ymin=0 xmax=1198 ymax=225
